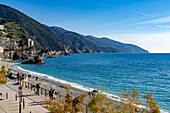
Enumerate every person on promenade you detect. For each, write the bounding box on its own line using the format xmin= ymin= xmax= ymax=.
xmin=65 ymin=93 xmax=72 ymax=103
xmin=17 ymin=73 xmax=20 ymax=81
xmin=93 ymin=90 xmax=98 ymax=97
xmin=35 ymin=83 xmax=41 ymax=95
xmin=53 ymin=90 xmax=57 ymax=100
xmin=88 ymin=91 xmax=93 ymax=98
xmin=49 ymin=88 xmax=53 ymax=99
xmin=9 ymin=71 xmax=12 ymax=78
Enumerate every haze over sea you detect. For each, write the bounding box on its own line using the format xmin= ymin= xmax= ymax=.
xmin=17 ymin=53 xmax=170 ymax=112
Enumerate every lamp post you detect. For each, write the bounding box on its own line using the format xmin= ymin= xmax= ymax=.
xmin=18 ymin=74 xmax=22 ymax=113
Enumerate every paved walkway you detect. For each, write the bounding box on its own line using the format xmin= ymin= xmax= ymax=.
xmin=0 ymin=80 xmax=50 ymax=113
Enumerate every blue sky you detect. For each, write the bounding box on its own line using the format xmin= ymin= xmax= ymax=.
xmin=1 ymin=0 xmax=170 ymax=53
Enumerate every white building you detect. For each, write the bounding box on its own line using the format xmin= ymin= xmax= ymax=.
xmin=0 ymin=47 xmax=3 ymax=53
xmin=0 ymin=47 xmax=4 ymax=61
xmin=0 ymin=25 xmax=4 ymax=30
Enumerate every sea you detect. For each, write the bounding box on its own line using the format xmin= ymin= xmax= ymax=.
xmin=13 ymin=53 xmax=170 ymax=112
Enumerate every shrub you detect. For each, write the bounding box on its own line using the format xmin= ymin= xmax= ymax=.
xmin=44 ymin=86 xmax=88 ymax=113
xmin=0 ymin=65 xmax=7 ymax=85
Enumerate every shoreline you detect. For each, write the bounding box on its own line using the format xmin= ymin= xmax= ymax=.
xmin=2 ymin=61 xmax=122 ymax=103
xmin=0 ymin=61 xmax=168 ymax=113
xmin=9 ymin=63 xmax=121 ymax=101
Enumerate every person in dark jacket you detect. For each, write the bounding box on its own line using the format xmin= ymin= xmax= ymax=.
xmin=35 ymin=83 xmax=41 ymax=95
xmin=49 ymin=88 xmax=53 ymax=99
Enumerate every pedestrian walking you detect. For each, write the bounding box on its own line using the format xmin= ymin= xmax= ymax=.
xmin=53 ymin=90 xmax=57 ymax=100
xmin=49 ymin=88 xmax=53 ymax=99
xmin=35 ymin=83 xmax=41 ymax=95
xmin=17 ymin=73 xmax=20 ymax=81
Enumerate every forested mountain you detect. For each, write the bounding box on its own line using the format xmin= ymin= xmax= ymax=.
xmin=0 ymin=4 xmax=102 ymax=52
xmin=48 ymin=26 xmax=101 ymax=53
xmin=60 ymin=32 xmax=101 ymax=53
xmin=0 ymin=4 xmax=64 ymax=50
xmin=85 ymin=35 xmax=148 ymax=53
xmin=0 ymin=4 xmax=148 ymax=53
xmin=48 ymin=26 xmax=149 ymax=53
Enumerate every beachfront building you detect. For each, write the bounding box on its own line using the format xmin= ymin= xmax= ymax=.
xmin=0 ymin=25 xmax=4 ymax=30
xmin=28 ymin=38 xmax=34 ymax=47
xmin=0 ymin=46 xmax=4 ymax=61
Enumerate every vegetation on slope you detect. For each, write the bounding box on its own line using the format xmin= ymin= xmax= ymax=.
xmin=60 ymin=32 xmax=101 ymax=53
xmin=0 ymin=4 xmax=64 ymax=50
xmin=0 ymin=4 xmax=149 ymax=53
xmin=0 ymin=18 xmax=30 ymax=43
xmin=48 ymin=26 xmax=149 ymax=53
xmin=86 ymin=35 xmax=149 ymax=53
xmin=0 ymin=65 xmax=7 ymax=85
xmin=48 ymin=26 xmax=102 ymax=53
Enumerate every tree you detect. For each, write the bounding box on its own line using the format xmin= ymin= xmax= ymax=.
xmin=88 ymin=91 xmax=115 ymax=113
xmin=44 ymin=87 xmax=160 ymax=113
xmin=4 ymin=28 xmax=7 ymax=33
xmin=0 ymin=65 xmax=7 ymax=85
xmin=7 ymin=32 xmax=15 ymax=39
xmin=120 ymin=89 xmax=143 ymax=113
xmin=0 ymin=65 xmax=7 ymax=95
xmin=18 ymin=39 xmax=25 ymax=47
xmin=143 ymin=90 xmax=160 ymax=113
xmin=44 ymin=85 xmax=88 ymax=113
xmin=0 ymin=31 xmax=3 ymax=37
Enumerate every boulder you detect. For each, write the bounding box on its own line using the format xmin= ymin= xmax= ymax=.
xmin=21 ymin=53 xmax=44 ymax=65
xmin=64 ymin=52 xmax=70 ymax=56
xmin=45 ymin=55 xmax=58 ymax=58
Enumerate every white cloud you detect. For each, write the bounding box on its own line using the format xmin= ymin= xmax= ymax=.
xmin=157 ymin=25 xmax=170 ymax=28
xmin=136 ymin=16 xmax=170 ymax=24
xmin=132 ymin=11 xmax=153 ymax=17
xmin=101 ymin=4 xmax=114 ymax=8
xmin=102 ymin=33 xmax=170 ymax=53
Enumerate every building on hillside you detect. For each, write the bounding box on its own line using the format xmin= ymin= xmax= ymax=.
xmin=0 ymin=47 xmax=4 ymax=61
xmin=28 ymin=38 xmax=34 ymax=47
xmin=0 ymin=25 xmax=7 ymax=38
xmin=0 ymin=47 xmax=3 ymax=53
xmin=0 ymin=25 xmax=4 ymax=30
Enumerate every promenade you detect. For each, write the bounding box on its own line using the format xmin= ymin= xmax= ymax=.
xmin=0 ymin=80 xmax=50 ymax=113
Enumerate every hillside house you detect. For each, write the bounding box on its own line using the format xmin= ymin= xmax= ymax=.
xmin=0 ymin=25 xmax=4 ymax=30
xmin=0 ymin=46 xmax=4 ymax=61
xmin=0 ymin=25 xmax=7 ymax=37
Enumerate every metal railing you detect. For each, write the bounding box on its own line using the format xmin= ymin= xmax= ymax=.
xmin=21 ymin=81 xmax=88 ymax=113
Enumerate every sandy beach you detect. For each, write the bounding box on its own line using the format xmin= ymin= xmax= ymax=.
xmin=1 ymin=60 xmax=165 ymax=113
xmin=0 ymin=60 xmax=121 ymax=109
xmin=0 ymin=61 xmax=15 ymax=69
xmin=0 ymin=60 xmax=91 ymax=103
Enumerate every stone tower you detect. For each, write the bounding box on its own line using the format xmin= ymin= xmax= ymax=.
xmin=28 ymin=38 xmax=34 ymax=47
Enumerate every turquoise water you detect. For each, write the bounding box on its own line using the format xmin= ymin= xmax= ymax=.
xmin=18 ymin=53 xmax=170 ymax=112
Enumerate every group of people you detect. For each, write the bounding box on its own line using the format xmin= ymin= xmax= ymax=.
xmin=88 ymin=90 xmax=98 ymax=98
xmin=49 ymin=88 xmax=57 ymax=100
xmin=35 ymin=83 xmax=58 ymax=100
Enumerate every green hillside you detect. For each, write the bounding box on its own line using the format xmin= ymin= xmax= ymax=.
xmin=48 ymin=26 xmax=148 ymax=53
xmin=60 ymin=32 xmax=101 ymax=53
xmin=0 ymin=4 xmax=64 ymax=50
xmin=0 ymin=18 xmax=31 ymax=43
xmin=0 ymin=4 xmax=103 ymax=52
xmin=0 ymin=4 xmax=148 ymax=53
xmin=86 ymin=36 xmax=148 ymax=53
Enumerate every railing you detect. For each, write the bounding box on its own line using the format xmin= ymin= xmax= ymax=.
xmin=21 ymin=81 xmax=88 ymax=113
